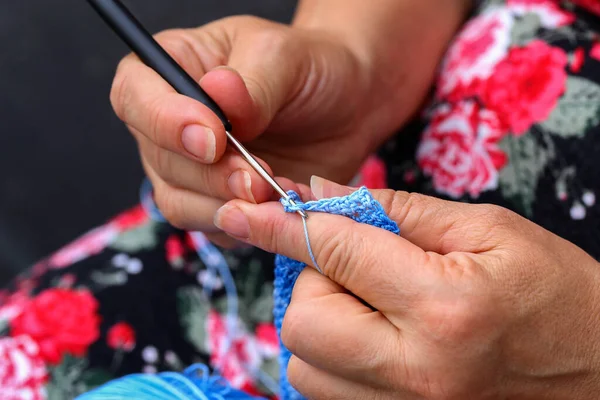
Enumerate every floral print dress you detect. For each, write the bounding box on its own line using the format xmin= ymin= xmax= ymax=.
xmin=2 ymin=1 xmax=600 ymax=398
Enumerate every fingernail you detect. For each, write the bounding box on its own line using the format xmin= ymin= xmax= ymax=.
xmin=228 ymin=170 xmax=256 ymax=203
xmin=214 ymin=205 xmax=250 ymax=239
xmin=182 ymin=125 xmax=215 ymax=163
xmin=310 ymin=175 xmax=326 ymax=199
xmin=310 ymin=175 xmax=354 ymax=199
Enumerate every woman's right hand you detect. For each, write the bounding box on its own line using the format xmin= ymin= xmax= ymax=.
xmin=111 ymin=16 xmax=375 ymax=246
xmin=110 ymin=2 xmax=471 ymax=245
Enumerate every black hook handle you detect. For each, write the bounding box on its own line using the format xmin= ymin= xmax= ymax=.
xmin=87 ymin=0 xmax=232 ymax=131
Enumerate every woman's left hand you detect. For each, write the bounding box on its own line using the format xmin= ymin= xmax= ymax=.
xmin=215 ymin=177 xmax=600 ymax=399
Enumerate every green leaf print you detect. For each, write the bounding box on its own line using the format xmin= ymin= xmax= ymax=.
xmin=90 ymin=270 xmax=128 ymax=287
xmin=109 ymin=221 xmax=159 ymax=252
xmin=177 ymin=286 xmax=211 ymax=354
xmin=212 ymin=295 xmax=230 ymax=317
xmin=510 ymin=13 xmax=542 ymax=46
xmin=480 ymin=0 xmax=505 ymax=10
xmin=540 ymin=76 xmax=600 ymax=137
xmin=45 ymin=355 xmax=91 ymax=400
xmin=0 ymin=318 xmax=9 ymax=336
xmin=80 ymin=369 xmax=114 ymax=390
xmin=249 ymin=283 xmax=274 ymax=324
xmin=498 ymin=132 xmax=555 ymax=216
xmin=255 ymin=357 xmax=279 ymax=395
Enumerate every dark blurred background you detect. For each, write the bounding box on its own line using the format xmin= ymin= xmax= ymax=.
xmin=0 ymin=0 xmax=297 ymax=284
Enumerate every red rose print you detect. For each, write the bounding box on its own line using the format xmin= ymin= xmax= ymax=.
xmin=240 ymin=381 xmax=263 ymax=397
xmin=437 ymin=8 xmax=513 ymax=99
xmin=185 ymin=233 xmax=196 ymax=250
xmin=571 ymin=0 xmax=600 ymax=17
xmin=49 ymin=205 xmax=150 ymax=269
xmin=403 ymin=169 xmax=416 ymax=184
xmin=355 ymin=156 xmax=387 ymax=189
xmin=0 ymin=292 xmax=29 ymax=328
xmin=571 ymin=47 xmax=585 ymax=73
xmin=165 ymin=235 xmax=186 ymax=267
xmin=417 ymin=101 xmax=508 ymax=199
xmin=507 ymin=0 xmax=575 ymax=27
xmin=255 ymin=323 xmax=278 ymax=358
xmin=107 ymin=322 xmax=136 ymax=351
xmin=483 ymin=40 xmax=567 ymax=135
xmin=110 ymin=205 xmax=148 ymax=231
xmin=48 ymin=225 xmax=118 ymax=269
xmin=0 ymin=335 xmax=47 ymax=400
xmin=591 ymin=42 xmax=600 ymax=61
xmin=10 ymin=288 xmax=100 ymax=364
xmin=207 ymin=310 xmax=261 ymax=390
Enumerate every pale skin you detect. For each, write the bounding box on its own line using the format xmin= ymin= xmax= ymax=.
xmin=111 ymin=0 xmax=600 ymax=398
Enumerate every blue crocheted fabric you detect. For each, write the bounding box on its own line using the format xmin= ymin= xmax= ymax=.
xmin=275 ymin=187 xmax=400 ymax=400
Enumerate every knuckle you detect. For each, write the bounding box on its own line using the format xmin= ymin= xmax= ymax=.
xmin=314 ymin=228 xmax=359 ymax=284
xmin=467 ymin=205 xmax=520 ymax=247
xmin=110 ymin=60 xmax=132 ymax=122
xmin=421 ymin=293 xmax=488 ymax=345
xmin=251 ymin=27 xmax=290 ymax=55
xmin=370 ymin=189 xmax=397 ymax=215
xmin=154 ymin=28 xmax=185 ymax=42
xmin=155 ymin=29 xmax=200 ymax=69
xmin=391 ymin=191 xmax=431 ymax=228
xmin=476 ymin=204 xmax=516 ymax=227
xmin=280 ymin=304 xmax=304 ymax=354
xmin=286 ymin=357 xmax=305 ymax=394
xmin=417 ymin=255 xmax=492 ymax=345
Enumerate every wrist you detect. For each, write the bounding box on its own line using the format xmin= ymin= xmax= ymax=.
xmin=292 ymin=0 xmax=472 ymax=145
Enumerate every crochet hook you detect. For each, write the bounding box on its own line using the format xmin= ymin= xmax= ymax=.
xmin=86 ymin=0 xmax=308 ymax=219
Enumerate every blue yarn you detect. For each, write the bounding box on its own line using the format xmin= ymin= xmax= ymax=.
xmin=78 ymin=185 xmax=398 ymax=400
xmin=77 ymin=364 xmax=265 ymax=400
xmin=275 ymin=187 xmax=399 ymax=399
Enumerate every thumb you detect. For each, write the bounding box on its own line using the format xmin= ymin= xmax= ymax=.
xmin=214 ymin=193 xmax=428 ymax=312
xmin=199 ymin=26 xmax=309 ymax=141
xmin=310 ymin=176 xmax=510 ymax=254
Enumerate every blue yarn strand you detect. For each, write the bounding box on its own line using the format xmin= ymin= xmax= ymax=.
xmin=300 ymin=216 xmax=321 ymax=273
xmin=77 ymin=363 xmax=265 ymax=400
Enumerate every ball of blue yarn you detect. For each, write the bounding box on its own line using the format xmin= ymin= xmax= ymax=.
xmin=75 ymin=364 xmax=266 ymax=400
